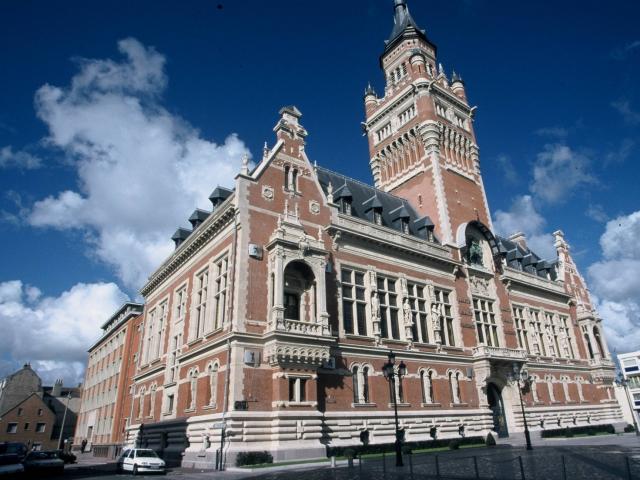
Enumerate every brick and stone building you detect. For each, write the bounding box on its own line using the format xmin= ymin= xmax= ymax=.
xmin=0 ymin=364 xmax=81 ymax=450
xmin=77 ymin=0 xmax=623 ymax=466
xmin=74 ymin=302 xmax=143 ymax=454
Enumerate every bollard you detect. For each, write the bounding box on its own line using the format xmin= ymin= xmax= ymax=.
xmin=382 ymin=451 xmax=386 ymax=476
xmin=561 ymin=455 xmax=567 ymax=480
xmin=409 ymin=452 xmax=414 ymax=480
xmin=473 ymin=455 xmax=479 ymax=479
xmin=518 ymin=456 xmax=526 ymax=480
xmin=626 ymin=456 xmax=632 ymax=480
xmin=331 ymin=456 xmax=336 ymax=468
xmin=436 ymin=455 xmax=441 ymax=480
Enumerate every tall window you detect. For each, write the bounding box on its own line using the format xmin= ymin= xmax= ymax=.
xmin=378 ymin=275 xmax=400 ymax=340
xmin=340 ymin=198 xmax=352 ymax=215
xmin=352 ymin=365 xmax=370 ymax=404
xmin=421 ymin=370 xmax=434 ymax=404
xmin=513 ymin=306 xmax=530 ymax=353
xmin=207 ymin=363 xmax=218 ymax=407
xmin=153 ymin=302 xmax=167 ymax=359
xmin=284 ymin=165 xmax=290 ymax=190
xmin=373 ymin=209 xmax=383 ymax=226
xmin=545 ymin=313 xmax=559 ymax=357
xmin=167 ymin=333 xmax=182 ymax=383
xmin=175 ymin=287 xmax=187 ymax=322
xmin=408 ymin=282 xmax=429 ymax=343
xmin=143 ymin=309 xmax=156 ymax=364
xmin=149 ymin=385 xmax=156 ymax=418
xmin=288 ymin=378 xmax=307 ymax=403
xmin=213 ymin=257 xmax=228 ymax=330
xmin=473 ymin=298 xmax=499 ymax=347
xmin=434 ymin=289 xmax=455 ymax=346
xmin=284 ymin=293 xmax=299 ymax=320
xmin=531 ymin=310 xmax=547 ymax=356
xmin=558 ymin=315 xmax=575 ymax=358
xmin=449 ymin=371 xmax=461 ymax=404
xmin=341 ymin=268 xmax=367 ymax=336
xmin=188 ymin=370 xmax=198 ymax=410
xmin=192 ymin=269 xmax=208 ymax=340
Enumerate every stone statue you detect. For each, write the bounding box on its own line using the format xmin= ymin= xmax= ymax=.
xmin=371 ymin=291 xmax=381 ymax=322
xmin=545 ymin=324 xmax=556 ymax=357
xmin=403 ymin=298 xmax=412 ymax=326
xmin=468 ymin=238 xmax=483 ymax=266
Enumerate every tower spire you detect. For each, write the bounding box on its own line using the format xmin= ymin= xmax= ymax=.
xmin=385 ymin=0 xmax=428 ymax=53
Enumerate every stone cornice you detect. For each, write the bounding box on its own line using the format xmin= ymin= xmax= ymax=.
xmin=140 ymin=201 xmax=236 ymax=297
xmin=328 ymin=213 xmax=457 ymax=268
xmin=133 ymin=363 xmax=165 ymax=383
xmin=501 ymin=266 xmax=570 ymax=301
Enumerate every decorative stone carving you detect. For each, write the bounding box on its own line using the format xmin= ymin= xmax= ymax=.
xmin=309 ymin=200 xmax=320 ymax=215
xmin=469 ymin=276 xmax=490 ymax=297
xmin=262 ymin=185 xmax=274 ymax=200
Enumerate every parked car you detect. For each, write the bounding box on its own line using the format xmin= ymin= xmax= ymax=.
xmin=117 ymin=448 xmax=166 ymax=475
xmin=0 ymin=443 xmax=26 ymax=477
xmin=0 ymin=463 xmax=24 ymax=477
xmin=53 ymin=450 xmax=77 ymax=464
xmin=22 ymin=451 xmax=64 ymax=475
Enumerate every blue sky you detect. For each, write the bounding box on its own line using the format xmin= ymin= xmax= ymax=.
xmin=1 ymin=0 xmax=639 ymax=384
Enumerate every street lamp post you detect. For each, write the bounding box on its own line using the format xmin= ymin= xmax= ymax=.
xmin=57 ymin=392 xmax=72 ymax=451
xmin=615 ymin=376 xmax=640 ymax=436
xmin=382 ymin=351 xmax=407 ymax=467
xmin=513 ymin=365 xmax=533 ymax=451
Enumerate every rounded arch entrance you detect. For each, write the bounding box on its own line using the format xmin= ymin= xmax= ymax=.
xmin=487 ymin=382 xmax=509 ymax=438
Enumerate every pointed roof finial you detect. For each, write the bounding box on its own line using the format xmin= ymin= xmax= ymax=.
xmin=241 ymin=153 xmax=249 ymax=175
xmin=262 ymin=141 xmax=269 ymax=160
xmin=364 ymin=82 xmax=377 ymax=98
xmin=385 ymin=0 xmax=429 ymax=52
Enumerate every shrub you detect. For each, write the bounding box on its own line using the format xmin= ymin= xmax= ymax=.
xmin=401 ymin=445 xmax=413 ymax=455
xmin=448 ymin=440 xmax=460 ymax=450
xmin=343 ymin=448 xmax=356 ymax=459
xmin=624 ymin=424 xmax=636 ymax=433
xmin=485 ymin=433 xmax=496 ymax=447
xmin=564 ymin=427 xmax=574 ymax=438
xmin=236 ymin=451 xmax=273 ymax=467
xmin=326 ymin=436 xmax=485 ymax=458
xmin=587 ymin=427 xmax=596 ymax=436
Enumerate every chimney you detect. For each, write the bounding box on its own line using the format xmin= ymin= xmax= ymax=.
xmin=508 ymin=232 xmax=528 ymax=250
xmin=52 ymin=379 xmax=63 ymax=397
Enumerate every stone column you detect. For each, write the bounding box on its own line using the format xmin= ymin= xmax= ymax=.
xmin=271 ymin=249 xmax=286 ymax=331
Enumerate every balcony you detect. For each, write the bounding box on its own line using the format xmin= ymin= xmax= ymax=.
xmin=501 ymin=267 xmax=567 ymax=297
xmin=472 ymin=346 xmax=528 ymax=361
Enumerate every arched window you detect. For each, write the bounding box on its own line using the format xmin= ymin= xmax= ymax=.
xmin=576 ymin=377 xmax=585 ymax=402
xmin=149 ymin=385 xmax=157 ymax=418
xmin=362 ymin=366 xmax=370 ymax=403
xmin=562 ymin=377 xmax=571 ymax=402
xmin=352 ymin=366 xmax=359 ymax=403
xmin=138 ymin=388 xmax=145 ymax=418
xmin=449 ymin=371 xmax=461 ymax=404
xmin=188 ymin=369 xmax=198 ymax=410
xmin=420 ymin=370 xmax=434 ymax=404
xmin=546 ymin=376 xmax=556 ymax=403
xmin=593 ymin=327 xmax=605 ymax=357
xmin=292 ymin=168 xmax=298 ymax=192
xmin=283 ymin=261 xmax=316 ymax=323
xmin=284 ymin=165 xmax=290 ymax=190
xmin=207 ymin=363 xmax=219 ymax=407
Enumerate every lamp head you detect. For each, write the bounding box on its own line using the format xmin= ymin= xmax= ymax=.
xmin=388 ymin=351 xmax=396 ymax=365
xmin=398 ymin=360 xmax=407 ymax=377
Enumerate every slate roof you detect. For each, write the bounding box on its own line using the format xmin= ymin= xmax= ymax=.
xmin=316 ymin=166 xmax=437 ymax=242
xmin=495 ymin=236 xmax=559 ymax=280
xmin=385 ymin=0 xmax=432 ymax=54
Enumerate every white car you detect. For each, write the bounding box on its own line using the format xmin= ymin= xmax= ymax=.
xmin=117 ymin=449 xmax=166 ymax=475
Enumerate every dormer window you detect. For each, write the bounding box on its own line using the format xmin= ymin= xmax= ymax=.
xmin=401 ymin=218 xmax=410 ymax=234
xmin=340 ymin=198 xmax=352 ymax=215
xmin=284 ymin=165 xmax=298 ymax=192
xmin=373 ymin=209 xmax=383 ymax=226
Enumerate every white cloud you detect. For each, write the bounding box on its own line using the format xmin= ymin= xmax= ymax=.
xmin=0 ymin=146 xmax=42 ymax=169
xmin=530 ymin=144 xmax=595 ymax=204
xmin=0 ymin=280 xmax=127 ymax=386
xmin=585 ymin=204 xmax=609 ymax=223
xmin=27 ymin=38 xmax=249 ymax=290
xmin=534 ymin=126 xmax=568 ymax=139
xmin=611 ymin=40 xmax=640 ymax=61
xmin=496 ymin=154 xmax=518 ymax=185
xmin=493 ymin=194 xmax=556 ymax=260
xmin=611 ymin=99 xmax=640 ymax=125
xmin=588 ymin=211 xmax=640 ymax=353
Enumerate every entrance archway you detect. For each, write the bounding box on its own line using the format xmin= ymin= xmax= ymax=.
xmin=487 ymin=383 xmax=509 ymax=438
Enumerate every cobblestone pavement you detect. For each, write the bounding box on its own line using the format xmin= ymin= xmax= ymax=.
xmin=50 ymin=434 xmax=640 ymax=480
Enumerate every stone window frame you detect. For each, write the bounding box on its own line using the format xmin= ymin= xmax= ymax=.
xmin=186 ymin=368 xmax=199 ymax=412
xmin=473 ymin=297 xmax=500 ymax=347
xmin=419 ymin=368 xmax=438 ymax=405
xmin=212 ymin=255 xmax=229 ymax=331
xmin=377 ymin=274 xmax=401 ymax=340
xmin=189 ymin=267 xmax=210 ymax=341
xmin=350 ymin=362 xmax=374 ymax=406
xmin=35 ymin=422 xmax=46 ymax=433
xmin=284 ymin=373 xmax=312 ymax=405
xmin=205 ymin=360 xmax=220 ymax=409
xmin=512 ymin=305 xmax=531 ymax=353
xmin=341 ymin=267 xmax=368 ymax=337
xmin=447 ymin=368 xmax=465 ymax=405
xmin=142 ymin=307 xmax=157 ymax=365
